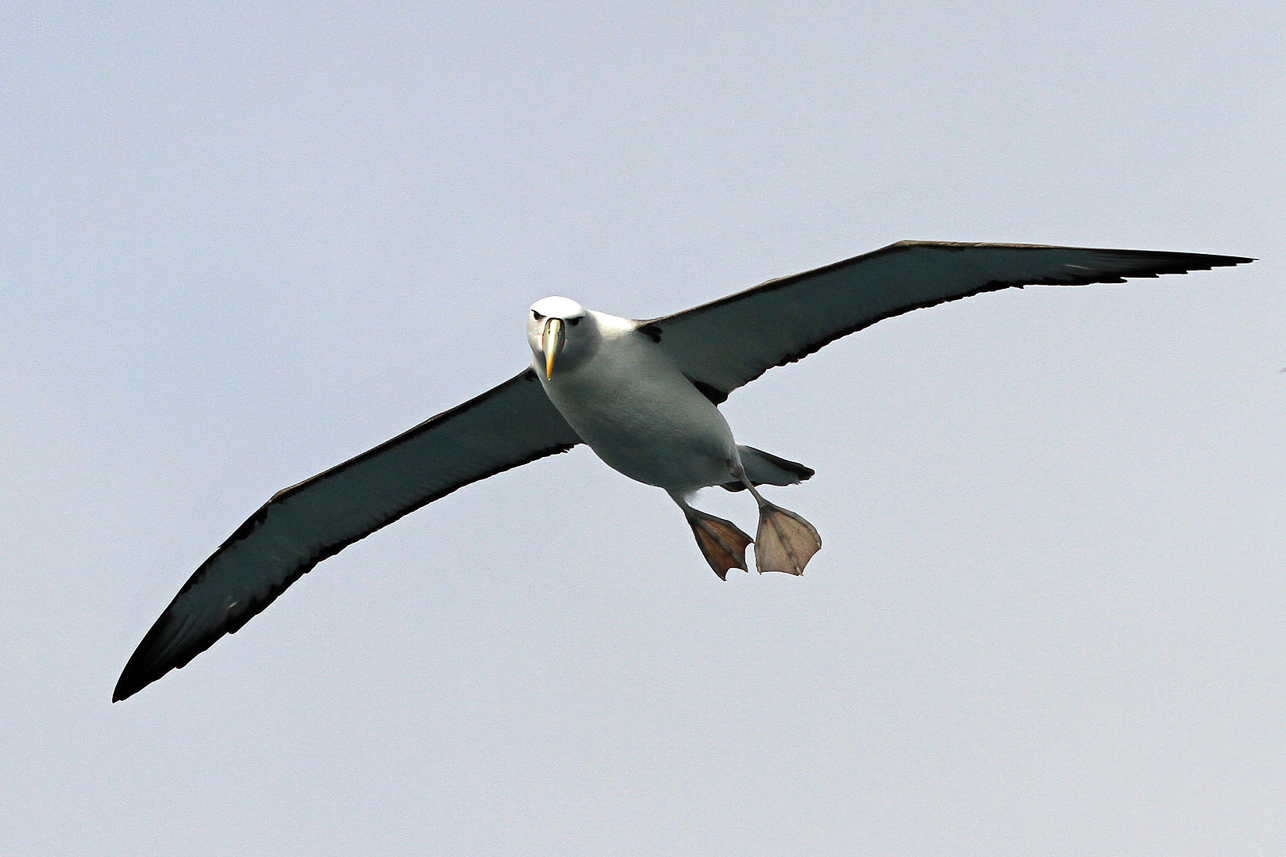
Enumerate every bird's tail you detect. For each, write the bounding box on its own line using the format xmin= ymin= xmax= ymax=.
xmin=721 ymin=445 xmax=815 ymax=492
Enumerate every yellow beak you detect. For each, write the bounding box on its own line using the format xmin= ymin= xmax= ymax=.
xmin=542 ymin=317 xmax=565 ymax=380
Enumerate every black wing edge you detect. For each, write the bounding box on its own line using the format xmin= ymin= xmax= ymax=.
xmin=655 ymin=241 xmax=1255 ymax=400
xmin=113 ymin=369 xmax=576 ymax=702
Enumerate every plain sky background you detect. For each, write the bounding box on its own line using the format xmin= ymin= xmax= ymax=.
xmin=2 ymin=3 xmax=1283 ymax=854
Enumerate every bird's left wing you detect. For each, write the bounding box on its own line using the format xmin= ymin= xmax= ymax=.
xmin=646 ymin=241 xmax=1253 ymax=402
xmin=114 ymin=368 xmax=579 ymax=701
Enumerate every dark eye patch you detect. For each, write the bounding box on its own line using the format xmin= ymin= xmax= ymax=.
xmin=532 ymin=310 xmax=545 ymax=321
xmin=569 ymin=316 xmax=581 ymax=326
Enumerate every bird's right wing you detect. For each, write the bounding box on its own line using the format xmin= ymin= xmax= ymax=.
xmin=115 ymin=368 xmax=580 ymax=701
xmin=647 ymin=241 xmax=1253 ymax=402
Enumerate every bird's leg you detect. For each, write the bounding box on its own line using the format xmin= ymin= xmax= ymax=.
xmin=730 ymin=462 xmax=822 ymax=576
xmin=669 ymin=492 xmax=752 ymax=580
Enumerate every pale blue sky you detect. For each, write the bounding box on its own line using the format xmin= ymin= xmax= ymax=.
xmin=3 ymin=3 xmax=1283 ymax=854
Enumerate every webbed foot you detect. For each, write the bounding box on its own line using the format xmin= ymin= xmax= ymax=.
xmin=753 ymin=503 xmax=822 ymax=575
xmin=685 ymin=511 xmax=753 ymax=580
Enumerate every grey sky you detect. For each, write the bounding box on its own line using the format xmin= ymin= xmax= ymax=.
xmin=2 ymin=3 xmax=1283 ymax=854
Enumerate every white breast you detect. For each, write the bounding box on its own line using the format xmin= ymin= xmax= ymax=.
xmin=537 ymin=318 xmax=738 ymax=492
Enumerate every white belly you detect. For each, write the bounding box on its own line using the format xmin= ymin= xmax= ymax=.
xmin=537 ymin=338 xmax=737 ymax=492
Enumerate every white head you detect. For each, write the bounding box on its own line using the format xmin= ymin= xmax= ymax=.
xmin=527 ymin=296 xmax=594 ymax=380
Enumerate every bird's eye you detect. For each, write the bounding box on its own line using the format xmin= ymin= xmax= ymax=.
xmin=569 ymin=316 xmax=581 ymax=326
xmin=532 ymin=311 xmax=545 ymax=321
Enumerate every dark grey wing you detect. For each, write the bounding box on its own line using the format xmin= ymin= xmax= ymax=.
xmin=115 ymin=368 xmax=580 ymax=701
xmin=647 ymin=241 xmax=1253 ymax=402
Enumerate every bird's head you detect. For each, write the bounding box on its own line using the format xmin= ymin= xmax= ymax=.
xmin=527 ymin=296 xmax=594 ymax=380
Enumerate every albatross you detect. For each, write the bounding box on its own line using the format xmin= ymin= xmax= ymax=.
xmin=114 ymin=240 xmax=1251 ymax=701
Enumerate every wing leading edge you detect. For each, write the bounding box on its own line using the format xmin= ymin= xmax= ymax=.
xmin=114 ymin=368 xmax=580 ymax=701
xmin=649 ymin=241 xmax=1253 ymax=401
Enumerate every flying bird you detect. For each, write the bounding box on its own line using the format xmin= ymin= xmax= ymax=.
xmin=114 ymin=240 xmax=1252 ymax=701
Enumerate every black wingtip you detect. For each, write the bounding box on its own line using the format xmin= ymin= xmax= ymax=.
xmin=113 ymin=664 xmax=152 ymax=702
xmin=112 ymin=609 xmax=188 ymax=702
xmin=112 ymin=654 xmax=161 ymax=703
xmin=1115 ymin=249 xmax=1256 ymax=273
xmin=113 ymin=649 xmax=172 ymax=701
xmin=1199 ymin=252 xmax=1255 ymax=265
